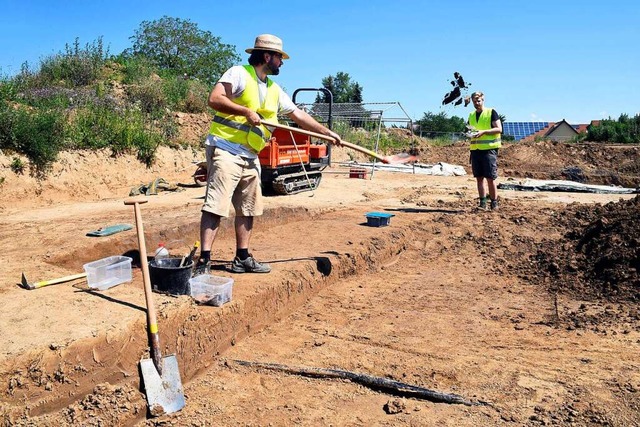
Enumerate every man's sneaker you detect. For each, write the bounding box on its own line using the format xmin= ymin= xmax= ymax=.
xmin=231 ymin=254 xmax=271 ymax=273
xmin=490 ymin=199 xmax=499 ymax=210
xmin=478 ymin=197 xmax=488 ymax=210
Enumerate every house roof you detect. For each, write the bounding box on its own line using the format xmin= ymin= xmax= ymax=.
xmin=519 ymin=123 xmax=554 ymax=142
xmin=544 ymin=119 xmax=579 ymax=136
xmin=512 ymin=119 xmax=594 ymax=142
xmin=574 ymin=124 xmax=590 ymax=133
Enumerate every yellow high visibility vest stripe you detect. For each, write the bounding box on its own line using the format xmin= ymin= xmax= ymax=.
xmin=208 ymin=65 xmax=281 ymax=153
xmin=469 ymin=108 xmax=502 ymax=151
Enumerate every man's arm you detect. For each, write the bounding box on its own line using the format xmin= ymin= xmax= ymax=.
xmin=286 ymin=108 xmax=342 ymax=145
xmin=208 ymin=82 xmax=261 ymax=126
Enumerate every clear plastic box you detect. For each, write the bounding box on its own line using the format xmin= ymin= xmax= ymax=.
xmin=189 ymin=274 xmax=234 ymax=306
xmin=83 ymin=256 xmax=133 ymax=291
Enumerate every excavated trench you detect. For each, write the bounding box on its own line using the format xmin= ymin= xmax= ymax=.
xmin=0 ymin=205 xmax=415 ymax=425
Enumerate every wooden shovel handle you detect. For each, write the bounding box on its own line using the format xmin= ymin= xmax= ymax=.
xmin=262 ymin=121 xmax=388 ymax=163
xmin=124 ymin=196 xmax=163 ymax=374
xmin=22 ymin=272 xmax=87 ymax=290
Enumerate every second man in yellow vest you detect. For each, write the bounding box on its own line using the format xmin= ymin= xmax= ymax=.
xmin=467 ymin=91 xmax=502 ymax=210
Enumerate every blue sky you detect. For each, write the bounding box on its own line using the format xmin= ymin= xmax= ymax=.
xmin=1 ymin=0 xmax=638 ymax=124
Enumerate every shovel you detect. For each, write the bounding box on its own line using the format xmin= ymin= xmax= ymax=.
xmin=124 ymin=196 xmax=185 ymax=416
xmin=262 ymin=121 xmax=417 ymax=164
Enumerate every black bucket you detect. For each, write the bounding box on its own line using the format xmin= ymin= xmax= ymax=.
xmin=149 ymin=257 xmax=194 ymax=296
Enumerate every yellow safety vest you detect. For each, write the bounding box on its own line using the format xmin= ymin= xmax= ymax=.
xmin=208 ymin=65 xmax=281 ymax=153
xmin=468 ymin=108 xmax=502 ymax=151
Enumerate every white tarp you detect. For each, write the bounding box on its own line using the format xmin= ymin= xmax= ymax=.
xmin=346 ymin=162 xmax=467 ymax=176
xmin=498 ymin=178 xmax=639 ymax=194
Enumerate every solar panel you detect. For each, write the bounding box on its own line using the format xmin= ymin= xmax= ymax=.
xmin=502 ymin=122 xmax=549 ymax=141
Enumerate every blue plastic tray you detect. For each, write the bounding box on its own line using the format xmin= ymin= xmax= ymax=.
xmin=364 ymin=212 xmax=395 ymax=227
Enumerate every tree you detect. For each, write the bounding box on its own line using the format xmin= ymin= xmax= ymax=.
xmin=586 ymin=114 xmax=640 ymax=144
xmin=129 ymin=16 xmax=240 ymax=85
xmin=315 ymin=72 xmax=363 ymax=103
xmin=415 ymin=111 xmax=466 ymax=136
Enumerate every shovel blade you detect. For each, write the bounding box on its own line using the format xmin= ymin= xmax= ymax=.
xmin=383 ymin=153 xmax=418 ymax=165
xmin=140 ymin=355 xmax=185 ymax=416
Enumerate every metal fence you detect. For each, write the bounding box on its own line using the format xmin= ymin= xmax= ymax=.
xmin=412 ymin=129 xmax=465 ymax=144
xmin=280 ymin=101 xmax=416 ymax=155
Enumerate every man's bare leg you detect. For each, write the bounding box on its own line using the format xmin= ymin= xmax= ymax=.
xmin=199 ymin=210 xmax=221 ymax=264
xmin=234 ymin=216 xmax=253 ymax=250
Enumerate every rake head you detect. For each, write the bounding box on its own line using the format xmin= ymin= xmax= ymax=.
xmin=20 ymin=273 xmax=35 ymax=290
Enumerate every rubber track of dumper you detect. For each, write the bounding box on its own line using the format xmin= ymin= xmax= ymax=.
xmin=272 ymin=171 xmax=322 ymax=195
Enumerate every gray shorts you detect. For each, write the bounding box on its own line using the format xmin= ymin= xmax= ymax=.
xmin=470 ymin=149 xmax=499 ymax=179
xmin=202 ymin=146 xmax=263 ymax=217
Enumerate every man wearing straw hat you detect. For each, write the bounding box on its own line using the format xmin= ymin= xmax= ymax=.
xmin=197 ymin=34 xmax=341 ymax=274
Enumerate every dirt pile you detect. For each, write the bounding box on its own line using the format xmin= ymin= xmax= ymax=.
xmin=499 ymin=140 xmax=640 ymax=187
xmin=535 ymin=196 xmax=640 ymax=303
xmin=410 ymin=139 xmax=640 ymax=187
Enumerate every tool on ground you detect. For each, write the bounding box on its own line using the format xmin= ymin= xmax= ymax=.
xmin=20 ymin=272 xmax=87 ymax=290
xmin=124 ymin=196 xmax=185 ymax=416
xmin=262 ymin=121 xmax=417 ymax=165
xmin=86 ymin=223 xmax=133 ymax=237
xmin=181 ymin=240 xmax=199 ymax=267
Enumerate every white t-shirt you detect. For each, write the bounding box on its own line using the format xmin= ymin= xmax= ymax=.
xmin=206 ymin=65 xmax=297 ymax=158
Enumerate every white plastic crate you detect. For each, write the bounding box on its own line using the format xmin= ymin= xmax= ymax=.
xmin=189 ymin=274 xmax=234 ymax=306
xmin=83 ymin=256 xmax=132 ymax=291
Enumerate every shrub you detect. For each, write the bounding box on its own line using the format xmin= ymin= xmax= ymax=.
xmin=114 ymin=54 xmax=157 ymax=84
xmin=429 ymin=135 xmax=460 ymax=147
xmin=5 ymin=63 xmax=41 ymax=93
xmin=19 ymin=87 xmax=74 ymax=109
xmin=37 ymin=37 xmax=109 ymax=87
xmin=0 ymin=101 xmax=16 ymax=150
xmin=12 ymin=107 xmax=66 ymax=177
xmin=0 ymin=100 xmax=66 ymax=176
xmin=10 ymin=157 xmax=25 ymax=174
xmin=162 ymin=76 xmax=209 ymax=113
xmin=568 ymin=133 xmax=587 ymax=143
xmin=0 ymin=78 xmax=18 ymax=102
xmin=126 ymin=77 xmax=167 ymax=117
xmin=69 ymin=102 xmax=168 ymax=166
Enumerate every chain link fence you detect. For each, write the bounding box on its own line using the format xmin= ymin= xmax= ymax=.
xmin=280 ymin=101 xmax=416 ymax=154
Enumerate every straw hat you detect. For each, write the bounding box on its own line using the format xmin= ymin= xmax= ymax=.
xmin=245 ymin=34 xmax=290 ymax=59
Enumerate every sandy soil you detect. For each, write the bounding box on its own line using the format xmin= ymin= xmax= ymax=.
xmin=0 ymin=135 xmax=639 ymax=426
